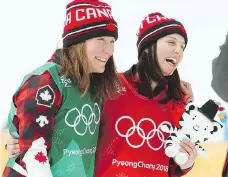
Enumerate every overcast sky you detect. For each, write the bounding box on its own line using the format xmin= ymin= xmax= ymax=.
xmin=0 ymin=0 xmax=228 ymax=141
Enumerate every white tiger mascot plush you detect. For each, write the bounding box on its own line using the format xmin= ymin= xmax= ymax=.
xmin=161 ymin=99 xmax=226 ymax=165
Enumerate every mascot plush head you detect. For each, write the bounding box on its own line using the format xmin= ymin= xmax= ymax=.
xmin=161 ymin=99 xmax=226 ymax=165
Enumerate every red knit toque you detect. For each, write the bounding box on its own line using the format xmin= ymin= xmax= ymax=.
xmin=137 ymin=12 xmax=187 ymax=56
xmin=62 ymin=0 xmax=118 ymax=47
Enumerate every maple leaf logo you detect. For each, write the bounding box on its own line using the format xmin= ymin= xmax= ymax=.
xmin=40 ymin=90 xmax=52 ymax=102
xmin=34 ymin=151 xmax=47 ymax=164
xmin=36 ymin=85 xmax=55 ymax=108
xmin=106 ymin=22 xmax=117 ymax=32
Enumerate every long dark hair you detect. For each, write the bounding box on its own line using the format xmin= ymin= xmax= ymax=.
xmin=58 ymin=43 xmax=121 ymax=101
xmin=137 ymin=43 xmax=183 ymax=104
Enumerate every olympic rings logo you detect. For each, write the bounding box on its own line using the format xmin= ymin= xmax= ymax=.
xmin=65 ymin=103 xmax=100 ymax=136
xmin=115 ymin=116 xmax=172 ymax=150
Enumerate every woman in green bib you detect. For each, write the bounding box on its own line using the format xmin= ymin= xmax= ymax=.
xmin=2 ymin=0 xmax=120 ymax=176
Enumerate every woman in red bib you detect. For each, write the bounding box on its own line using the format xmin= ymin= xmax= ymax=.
xmin=94 ymin=12 xmax=197 ymax=177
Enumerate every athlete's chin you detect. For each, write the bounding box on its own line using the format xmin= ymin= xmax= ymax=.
xmin=162 ymin=70 xmax=175 ymax=76
xmin=91 ymin=67 xmax=105 ymax=73
xmin=97 ymin=69 xmax=105 ymax=73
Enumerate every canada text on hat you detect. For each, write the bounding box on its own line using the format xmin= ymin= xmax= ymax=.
xmin=136 ymin=12 xmax=187 ymax=55
xmin=63 ymin=0 xmax=118 ymax=47
xmin=136 ymin=13 xmax=176 ymax=37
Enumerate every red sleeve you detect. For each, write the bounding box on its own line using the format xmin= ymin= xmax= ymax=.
xmin=168 ymin=158 xmax=193 ymax=177
xmin=3 ymin=71 xmax=62 ymax=177
xmin=16 ymin=71 xmax=61 ymax=151
xmin=222 ymin=152 xmax=228 ymax=177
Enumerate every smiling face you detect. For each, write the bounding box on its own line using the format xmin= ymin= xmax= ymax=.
xmin=85 ymin=36 xmax=115 ymax=73
xmin=180 ymin=110 xmax=215 ymax=143
xmin=156 ymin=33 xmax=185 ymax=76
xmin=191 ymin=112 xmax=214 ymax=133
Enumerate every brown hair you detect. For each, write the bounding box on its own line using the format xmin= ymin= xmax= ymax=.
xmin=137 ymin=43 xmax=183 ymax=104
xmin=57 ymin=43 xmax=121 ymax=101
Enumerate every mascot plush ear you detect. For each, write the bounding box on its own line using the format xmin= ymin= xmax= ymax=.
xmin=161 ymin=99 xmax=226 ymax=165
